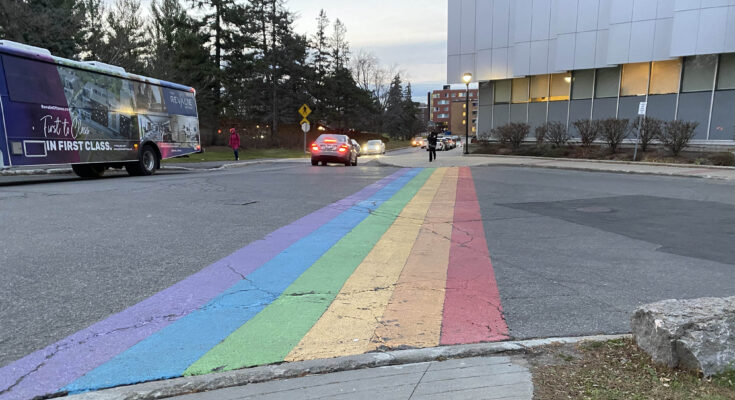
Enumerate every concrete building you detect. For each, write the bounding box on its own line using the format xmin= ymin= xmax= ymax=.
xmin=430 ymin=85 xmax=479 ymax=134
xmin=447 ymin=0 xmax=735 ymax=144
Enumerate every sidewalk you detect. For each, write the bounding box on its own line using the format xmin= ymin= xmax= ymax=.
xmin=169 ymin=356 xmax=532 ymax=400
xmin=380 ymin=148 xmax=735 ymax=180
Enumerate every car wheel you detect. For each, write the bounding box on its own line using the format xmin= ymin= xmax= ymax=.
xmin=311 ymin=159 xmax=318 ymax=166
xmin=351 ymin=155 xmax=358 ymax=166
xmin=321 ymin=161 xmax=328 ymax=166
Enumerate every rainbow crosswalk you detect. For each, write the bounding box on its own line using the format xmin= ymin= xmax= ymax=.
xmin=0 ymin=167 xmax=508 ymax=400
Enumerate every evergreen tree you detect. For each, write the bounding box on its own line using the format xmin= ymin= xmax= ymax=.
xmin=0 ymin=0 xmax=85 ymax=59
xmin=80 ymin=0 xmax=107 ymax=61
xmin=383 ymin=74 xmax=405 ymax=139
xmin=402 ymin=83 xmax=421 ymax=136
xmin=100 ymin=0 xmax=147 ymax=73
xmin=330 ymin=18 xmax=349 ymax=71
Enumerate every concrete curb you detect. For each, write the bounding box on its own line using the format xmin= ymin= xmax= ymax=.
xmin=375 ymin=157 xmax=734 ymax=180
xmin=0 ymin=167 xmax=72 ymax=176
xmin=63 ymin=334 xmax=629 ymax=400
xmin=466 ymin=153 xmax=735 ymax=171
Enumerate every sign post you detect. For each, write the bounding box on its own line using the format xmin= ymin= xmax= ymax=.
xmin=299 ymin=104 xmax=312 ymax=153
xmin=634 ymin=101 xmax=647 ymax=161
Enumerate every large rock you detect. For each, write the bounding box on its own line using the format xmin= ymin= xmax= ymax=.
xmin=631 ymin=296 xmax=735 ymax=376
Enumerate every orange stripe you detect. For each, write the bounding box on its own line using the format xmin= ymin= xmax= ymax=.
xmin=371 ymin=168 xmax=459 ymax=349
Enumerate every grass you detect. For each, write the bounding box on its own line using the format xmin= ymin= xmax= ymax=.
xmin=531 ymin=338 xmax=735 ymax=400
xmin=162 ymin=147 xmax=309 ymax=164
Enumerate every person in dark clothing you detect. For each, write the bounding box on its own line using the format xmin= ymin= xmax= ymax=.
xmin=427 ymin=131 xmax=438 ymax=162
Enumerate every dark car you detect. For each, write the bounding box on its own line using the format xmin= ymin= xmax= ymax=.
xmin=311 ymin=134 xmax=359 ymax=166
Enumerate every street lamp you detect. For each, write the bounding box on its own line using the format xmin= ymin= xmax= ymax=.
xmin=462 ymin=72 xmax=472 ymax=154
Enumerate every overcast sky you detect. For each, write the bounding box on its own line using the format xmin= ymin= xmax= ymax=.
xmin=287 ymin=0 xmax=447 ymax=93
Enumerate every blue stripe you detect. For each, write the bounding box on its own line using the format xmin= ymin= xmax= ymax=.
xmin=64 ymin=168 xmax=422 ymax=393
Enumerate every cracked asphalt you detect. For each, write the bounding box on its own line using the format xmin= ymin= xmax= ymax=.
xmin=1 ymin=150 xmax=734 ymax=399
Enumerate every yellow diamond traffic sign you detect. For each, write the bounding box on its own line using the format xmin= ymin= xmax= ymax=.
xmin=298 ymin=104 xmax=312 ymax=118
xmin=300 ymin=117 xmax=310 ymax=125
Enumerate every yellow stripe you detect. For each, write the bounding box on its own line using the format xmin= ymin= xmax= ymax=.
xmin=285 ymin=168 xmax=447 ymax=361
xmin=371 ymin=167 xmax=459 ymax=349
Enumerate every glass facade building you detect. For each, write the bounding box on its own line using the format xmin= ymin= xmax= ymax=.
xmin=448 ymin=0 xmax=735 ymax=143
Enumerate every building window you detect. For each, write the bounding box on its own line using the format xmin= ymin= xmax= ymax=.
xmin=682 ymin=55 xmax=717 ymax=92
xmin=494 ymin=79 xmax=511 ymax=104
xmin=595 ymin=66 xmax=620 ymax=98
xmin=716 ymin=53 xmax=735 ymax=90
xmin=549 ymin=73 xmax=571 ymax=101
xmin=621 ymin=62 xmax=649 ymax=96
xmin=511 ymin=77 xmax=530 ymax=103
xmin=530 ymin=75 xmax=549 ymax=102
xmin=571 ymin=69 xmax=594 ymax=100
xmin=432 ymin=94 xmax=440 ymax=98
xmin=649 ymin=59 xmax=681 ymax=95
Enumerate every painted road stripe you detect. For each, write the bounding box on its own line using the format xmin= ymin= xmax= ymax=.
xmin=62 ymin=169 xmax=422 ymax=394
xmin=441 ymin=167 xmax=508 ymax=345
xmin=372 ymin=167 xmax=459 ymax=349
xmin=284 ymin=168 xmax=446 ymax=361
xmin=185 ymin=169 xmax=435 ymax=375
xmin=0 ymin=169 xmax=412 ymax=400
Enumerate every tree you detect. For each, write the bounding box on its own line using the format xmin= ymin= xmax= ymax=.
xmin=0 ymin=0 xmax=86 ymax=59
xmin=100 ymin=0 xmax=147 ymax=73
xmin=402 ymin=83 xmax=421 ymax=136
xmin=330 ymin=18 xmax=349 ymax=71
xmin=383 ymin=74 xmax=405 ymax=139
xmin=79 ymin=0 xmax=107 ymax=61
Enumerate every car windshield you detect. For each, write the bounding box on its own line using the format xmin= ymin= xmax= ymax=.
xmin=368 ymin=140 xmax=381 ymax=145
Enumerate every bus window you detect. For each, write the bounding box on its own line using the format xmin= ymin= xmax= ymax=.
xmin=2 ymin=55 xmax=68 ymax=107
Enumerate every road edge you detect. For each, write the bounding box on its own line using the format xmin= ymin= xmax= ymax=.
xmin=63 ymin=334 xmax=629 ymax=400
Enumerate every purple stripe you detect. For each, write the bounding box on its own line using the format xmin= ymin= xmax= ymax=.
xmin=0 ymin=169 xmax=410 ymax=400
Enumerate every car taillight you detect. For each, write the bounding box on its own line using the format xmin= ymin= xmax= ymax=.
xmin=311 ymin=144 xmax=319 ymax=151
xmin=338 ymin=145 xmax=348 ymax=153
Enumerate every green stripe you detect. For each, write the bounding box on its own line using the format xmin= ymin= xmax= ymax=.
xmin=184 ymin=168 xmax=434 ymax=376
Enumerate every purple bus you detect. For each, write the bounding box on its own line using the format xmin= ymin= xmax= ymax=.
xmin=0 ymin=40 xmax=201 ymax=178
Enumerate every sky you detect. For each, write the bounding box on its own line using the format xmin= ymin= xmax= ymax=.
xmin=287 ymin=0 xmax=448 ymax=98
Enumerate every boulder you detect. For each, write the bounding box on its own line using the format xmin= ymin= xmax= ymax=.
xmin=631 ymin=296 xmax=735 ymax=376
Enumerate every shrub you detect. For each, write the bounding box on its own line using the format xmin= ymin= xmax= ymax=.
xmin=534 ymin=125 xmax=547 ymax=146
xmin=573 ymin=119 xmax=600 ymax=147
xmin=660 ymin=120 xmax=698 ymax=156
xmin=709 ymin=152 xmax=735 ymax=166
xmin=599 ymin=118 xmax=629 ymax=153
xmin=544 ymin=122 xmax=571 ymax=147
xmin=633 ymin=116 xmax=663 ymax=152
xmin=492 ymin=123 xmax=529 ymax=150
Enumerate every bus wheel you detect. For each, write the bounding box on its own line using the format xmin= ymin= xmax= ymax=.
xmin=72 ymin=164 xmax=106 ymax=179
xmin=126 ymin=145 xmax=158 ymax=176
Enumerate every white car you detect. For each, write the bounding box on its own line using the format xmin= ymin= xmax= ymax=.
xmin=363 ymin=140 xmax=386 ymax=155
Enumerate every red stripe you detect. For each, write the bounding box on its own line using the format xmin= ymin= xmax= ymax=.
xmin=440 ymin=167 xmax=508 ymax=345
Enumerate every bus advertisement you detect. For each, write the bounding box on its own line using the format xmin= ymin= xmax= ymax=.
xmin=0 ymin=40 xmax=201 ymax=178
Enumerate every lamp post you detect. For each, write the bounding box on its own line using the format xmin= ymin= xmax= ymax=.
xmin=462 ymin=72 xmax=472 ymax=154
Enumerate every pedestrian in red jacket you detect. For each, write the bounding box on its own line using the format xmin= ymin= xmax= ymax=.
xmin=229 ymin=128 xmax=240 ymax=161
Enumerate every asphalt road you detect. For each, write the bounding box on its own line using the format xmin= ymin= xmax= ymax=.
xmin=0 ymin=160 xmax=396 ymax=367
xmin=1 ymin=152 xmax=734 ymax=393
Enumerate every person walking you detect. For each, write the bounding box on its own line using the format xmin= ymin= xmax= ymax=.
xmin=228 ymin=128 xmax=241 ymax=161
xmin=427 ymin=131 xmax=438 ymax=162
